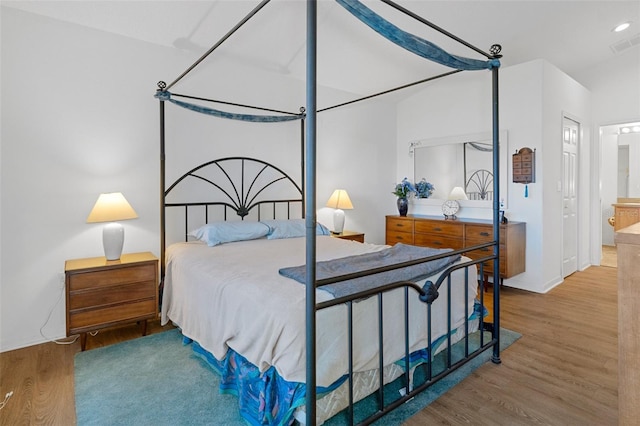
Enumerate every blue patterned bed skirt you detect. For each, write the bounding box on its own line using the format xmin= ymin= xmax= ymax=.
xmin=184 ymin=300 xmax=487 ymax=425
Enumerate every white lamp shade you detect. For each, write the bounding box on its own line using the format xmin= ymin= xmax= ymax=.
xmin=325 ymin=189 xmax=354 ymax=210
xmin=448 ymin=186 xmax=468 ymax=200
xmin=326 ymin=190 xmax=353 ymax=234
xmin=87 ymin=193 xmax=137 ymax=260
xmin=87 ymin=192 xmax=138 ymax=223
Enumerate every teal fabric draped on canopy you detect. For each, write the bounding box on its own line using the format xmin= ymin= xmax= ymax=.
xmin=336 ymin=0 xmax=500 ymax=71
xmin=154 ymin=91 xmax=304 ymax=123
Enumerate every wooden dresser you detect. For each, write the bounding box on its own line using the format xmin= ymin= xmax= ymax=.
xmin=385 ymin=215 xmax=526 ymax=282
xmin=65 ymin=252 xmax=159 ymax=350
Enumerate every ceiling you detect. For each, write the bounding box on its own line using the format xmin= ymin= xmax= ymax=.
xmin=4 ymin=0 xmax=640 ymax=105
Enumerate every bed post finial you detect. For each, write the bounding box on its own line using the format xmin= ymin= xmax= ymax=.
xmin=489 ymin=44 xmax=502 ymax=58
xmin=157 ymin=81 xmax=167 ymax=91
xmin=299 ymin=106 xmax=306 ymax=114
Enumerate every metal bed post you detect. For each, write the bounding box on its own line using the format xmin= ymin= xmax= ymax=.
xmin=300 ymin=111 xmax=306 ymax=218
xmin=305 ymin=1 xmax=318 ymax=424
xmin=491 ymin=47 xmax=502 ymax=364
xmin=158 ymin=83 xmax=167 ymax=278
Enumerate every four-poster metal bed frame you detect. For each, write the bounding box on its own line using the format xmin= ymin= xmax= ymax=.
xmin=156 ymin=1 xmax=503 ymax=424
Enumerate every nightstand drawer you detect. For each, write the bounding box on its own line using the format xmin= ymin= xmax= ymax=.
xmin=69 ymin=299 xmax=157 ymax=333
xmin=69 ymin=281 xmax=157 ymax=310
xmin=68 ymin=263 xmax=156 ymax=291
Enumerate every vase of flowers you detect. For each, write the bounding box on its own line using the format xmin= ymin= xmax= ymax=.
xmin=415 ymin=178 xmax=435 ymax=198
xmin=393 ymin=178 xmax=416 ymax=216
xmin=396 ymin=197 xmax=409 ymax=216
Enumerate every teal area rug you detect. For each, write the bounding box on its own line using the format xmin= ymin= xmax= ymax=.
xmin=75 ymin=328 xmax=520 ymax=425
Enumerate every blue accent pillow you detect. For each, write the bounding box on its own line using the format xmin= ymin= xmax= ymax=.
xmin=261 ymin=219 xmax=330 ymax=240
xmin=189 ymin=221 xmax=270 ymax=246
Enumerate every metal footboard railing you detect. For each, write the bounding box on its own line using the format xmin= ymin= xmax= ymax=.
xmin=315 ymin=245 xmax=498 ymax=426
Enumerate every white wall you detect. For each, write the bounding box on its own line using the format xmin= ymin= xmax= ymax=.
xmin=1 ymin=7 xmax=170 ymax=352
xmin=0 ymin=8 xmax=397 ymax=351
xmin=542 ymin=61 xmax=592 ymax=284
xmin=397 ymin=59 xmax=592 ymax=293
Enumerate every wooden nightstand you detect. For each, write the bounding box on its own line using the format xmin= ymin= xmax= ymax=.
xmin=65 ymin=252 xmax=159 ymax=350
xmin=331 ymin=230 xmax=365 ymax=243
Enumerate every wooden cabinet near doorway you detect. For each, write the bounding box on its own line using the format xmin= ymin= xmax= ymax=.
xmin=385 ymin=215 xmax=526 ymax=285
xmin=613 ymin=203 xmax=640 ymax=232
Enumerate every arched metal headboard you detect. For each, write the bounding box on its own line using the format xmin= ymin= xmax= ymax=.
xmin=163 ymin=156 xmax=303 ymax=246
xmin=465 ymin=169 xmax=493 ymax=200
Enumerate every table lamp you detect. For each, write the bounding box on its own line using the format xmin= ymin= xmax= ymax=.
xmin=325 ymin=189 xmax=353 ymax=234
xmin=86 ymin=192 xmax=138 ymax=260
xmin=449 ymin=186 xmax=468 ymax=201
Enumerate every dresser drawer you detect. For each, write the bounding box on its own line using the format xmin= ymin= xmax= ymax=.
xmin=386 ymin=217 xmax=414 ymax=233
xmin=465 ymin=245 xmax=506 ymax=276
xmin=465 ymin=225 xmax=493 ymax=242
xmin=68 ymin=299 xmax=157 ymax=333
xmin=386 ymin=230 xmax=414 ymax=245
xmin=68 ymin=263 xmax=156 ymax=291
xmin=414 ymin=234 xmax=463 ymax=250
xmin=415 ymin=220 xmax=463 ymax=238
xmin=69 ymin=281 xmax=157 ymax=310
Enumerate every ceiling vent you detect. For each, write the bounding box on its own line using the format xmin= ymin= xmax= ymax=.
xmin=610 ymin=33 xmax=640 ymax=54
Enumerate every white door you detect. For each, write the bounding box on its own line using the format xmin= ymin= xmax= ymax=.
xmin=562 ymin=117 xmax=579 ymax=277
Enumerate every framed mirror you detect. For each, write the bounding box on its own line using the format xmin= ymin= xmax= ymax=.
xmin=409 ymin=130 xmax=508 ymax=209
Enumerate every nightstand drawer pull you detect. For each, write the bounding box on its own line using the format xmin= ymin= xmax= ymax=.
xmin=480 ymin=232 xmax=490 ymax=237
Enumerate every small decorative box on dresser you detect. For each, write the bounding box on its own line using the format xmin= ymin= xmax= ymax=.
xmin=331 ymin=230 xmax=365 ymax=243
xmin=385 ymin=215 xmax=526 ymax=285
xmin=65 ymin=252 xmax=159 ymax=350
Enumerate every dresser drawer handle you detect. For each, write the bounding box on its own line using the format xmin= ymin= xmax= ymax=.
xmin=433 ymin=227 xmax=442 ymax=231
xmin=480 ymin=232 xmax=490 ymax=237
xmin=395 ymin=223 xmax=403 ymax=227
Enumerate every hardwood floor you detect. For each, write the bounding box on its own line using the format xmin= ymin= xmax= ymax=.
xmin=406 ymin=266 xmax=618 ymax=426
xmin=0 ymin=266 xmax=617 ymax=425
xmin=0 ymin=321 xmax=175 ymax=425
xmin=602 ymin=245 xmax=617 ymax=268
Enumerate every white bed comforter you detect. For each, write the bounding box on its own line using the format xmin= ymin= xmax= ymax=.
xmin=161 ymin=236 xmax=477 ymax=387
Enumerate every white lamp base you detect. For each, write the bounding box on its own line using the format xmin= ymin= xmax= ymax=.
xmin=333 ymin=209 xmax=345 ymax=234
xmin=103 ymin=222 xmax=125 ymax=260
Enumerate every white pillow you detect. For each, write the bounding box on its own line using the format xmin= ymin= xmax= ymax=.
xmin=261 ymin=219 xmax=330 ymax=240
xmin=189 ymin=221 xmax=270 ymax=246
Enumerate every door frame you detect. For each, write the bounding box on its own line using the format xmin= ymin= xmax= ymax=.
xmin=595 ymin=117 xmax=640 ymax=266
